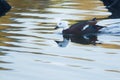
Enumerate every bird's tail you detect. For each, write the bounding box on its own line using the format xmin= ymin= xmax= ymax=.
xmin=91 ymin=18 xmax=97 ymax=21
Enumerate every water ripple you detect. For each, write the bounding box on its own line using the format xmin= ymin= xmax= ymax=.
xmin=0 ymin=0 xmax=120 ymax=80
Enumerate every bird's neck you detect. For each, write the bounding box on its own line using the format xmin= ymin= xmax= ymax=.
xmin=63 ymin=26 xmax=69 ymax=30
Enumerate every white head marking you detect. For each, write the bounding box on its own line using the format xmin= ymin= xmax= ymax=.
xmin=57 ymin=21 xmax=69 ymax=29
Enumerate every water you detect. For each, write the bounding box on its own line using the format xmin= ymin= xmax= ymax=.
xmin=0 ymin=0 xmax=120 ymax=80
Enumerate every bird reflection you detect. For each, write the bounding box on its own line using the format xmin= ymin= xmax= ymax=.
xmin=55 ymin=35 xmax=70 ymax=47
xmin=55 ymin=34 xmax=99 ymax=47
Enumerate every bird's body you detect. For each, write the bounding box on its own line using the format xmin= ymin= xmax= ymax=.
xmin=55 ymin=18 xmax=104 ymax=36
xmin=62 ymin=22 xmax=87 ymax=35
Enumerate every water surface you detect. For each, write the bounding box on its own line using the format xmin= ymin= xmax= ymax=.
xmin=0 ymin=0 xmax=120 ymax=80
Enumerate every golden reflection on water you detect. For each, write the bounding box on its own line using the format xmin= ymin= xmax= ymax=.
xmin=0 ymin=67 xmax=12 ymax=70
xmin=63 ymin=56 xmax=94 ymax=61
xmin=99 ymin=44 xmax=120 ymax=49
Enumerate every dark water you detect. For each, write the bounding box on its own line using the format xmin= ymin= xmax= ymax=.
xmin=0 ymin=0 xmax=120 ymax=80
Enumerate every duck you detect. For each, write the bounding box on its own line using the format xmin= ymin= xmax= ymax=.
xmin=55 ymin=18 xmax=104 ymax=36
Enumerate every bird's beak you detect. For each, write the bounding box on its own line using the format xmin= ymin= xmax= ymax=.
xmin=54 ymin=26 xmax=59 ymax=29
xmin=55 ymin=41 xmax=60 ymax=43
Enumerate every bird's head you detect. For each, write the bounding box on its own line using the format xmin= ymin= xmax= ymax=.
xmin=55 ymin=21 xmax=69 ymax=29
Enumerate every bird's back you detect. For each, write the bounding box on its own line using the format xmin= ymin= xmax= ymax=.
xmin=63 ymin=21 xmax=87 ymax=35
xmin=62 ymin=18 xmax=104 ymax=35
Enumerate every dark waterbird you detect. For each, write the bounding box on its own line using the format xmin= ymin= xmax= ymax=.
xmin=55 ymin=18 xmax=105 ymax=36
xmin=0 ymin=0 xmax=11 ymax=17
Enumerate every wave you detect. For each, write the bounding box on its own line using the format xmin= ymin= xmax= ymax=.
xmin=100 ymin=23 xmax=120 ymax=35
